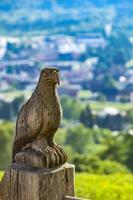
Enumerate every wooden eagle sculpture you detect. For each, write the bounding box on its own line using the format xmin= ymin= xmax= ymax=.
xmin=12 ymin=68 xmax=67 ymax=168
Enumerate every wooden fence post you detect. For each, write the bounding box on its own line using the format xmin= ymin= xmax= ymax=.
xmin=0 ymin=163 xmax=75 ymax=200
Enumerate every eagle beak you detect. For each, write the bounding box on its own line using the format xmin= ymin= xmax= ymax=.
xmin=52 ymin=70 xmax=60 ymax=86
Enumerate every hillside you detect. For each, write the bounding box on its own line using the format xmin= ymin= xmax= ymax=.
xmin=0 ymin=0 xmax=133 ymax=36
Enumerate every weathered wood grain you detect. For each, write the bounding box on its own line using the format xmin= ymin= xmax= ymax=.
xmin=0 ymin=163 xmax=75 ymax=200
xmin=12 ymin=68 xmax=67 ymax=169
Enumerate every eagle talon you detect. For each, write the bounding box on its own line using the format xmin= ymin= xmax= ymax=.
xmin=50 ymin=143 xmax=68 ymax=165
xmin=43 ymin=146 xmax=56 ymax=168
xmin=49 ymin=147 xmax=60 ymax=166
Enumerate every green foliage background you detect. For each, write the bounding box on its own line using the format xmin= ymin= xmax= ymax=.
xmin=0 ymin=94 xmax=133 ymax=200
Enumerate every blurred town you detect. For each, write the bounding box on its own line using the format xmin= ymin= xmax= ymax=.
xmin=0 ymin=30 xmax=133 ymax=102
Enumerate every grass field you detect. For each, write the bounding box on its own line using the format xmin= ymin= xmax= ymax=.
xmin=75 ymin=173 xmax=133 ymax=200
xmin=0 ymin=171 xmax=133 ymax=200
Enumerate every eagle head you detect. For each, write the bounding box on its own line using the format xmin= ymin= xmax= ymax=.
xmin=40 ymin=68 xmax=60 ymax=86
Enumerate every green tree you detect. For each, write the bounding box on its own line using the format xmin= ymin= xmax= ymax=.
xmin=0 ymin=101 xmax=13 ymax=120
xmin=94 ymin=32 xmax=132 ymax=80
xmin=100 ymin=133 xmax=128 ymax=164
xmin=65 ymin=124 xmax=93 ymax=154
xmin=60 ymin=96 xmax=82 ymax=120
xmin=80 ymin=105 xmax=94 ymax=128
xmin=12 ymin=95 xmax=25 ymax=116
xmin=124 ymin=133 xmax=133 ymax=171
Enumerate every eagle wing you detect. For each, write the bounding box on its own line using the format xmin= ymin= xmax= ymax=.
xmin=12 ymin=96 xmax=43 ymax=161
